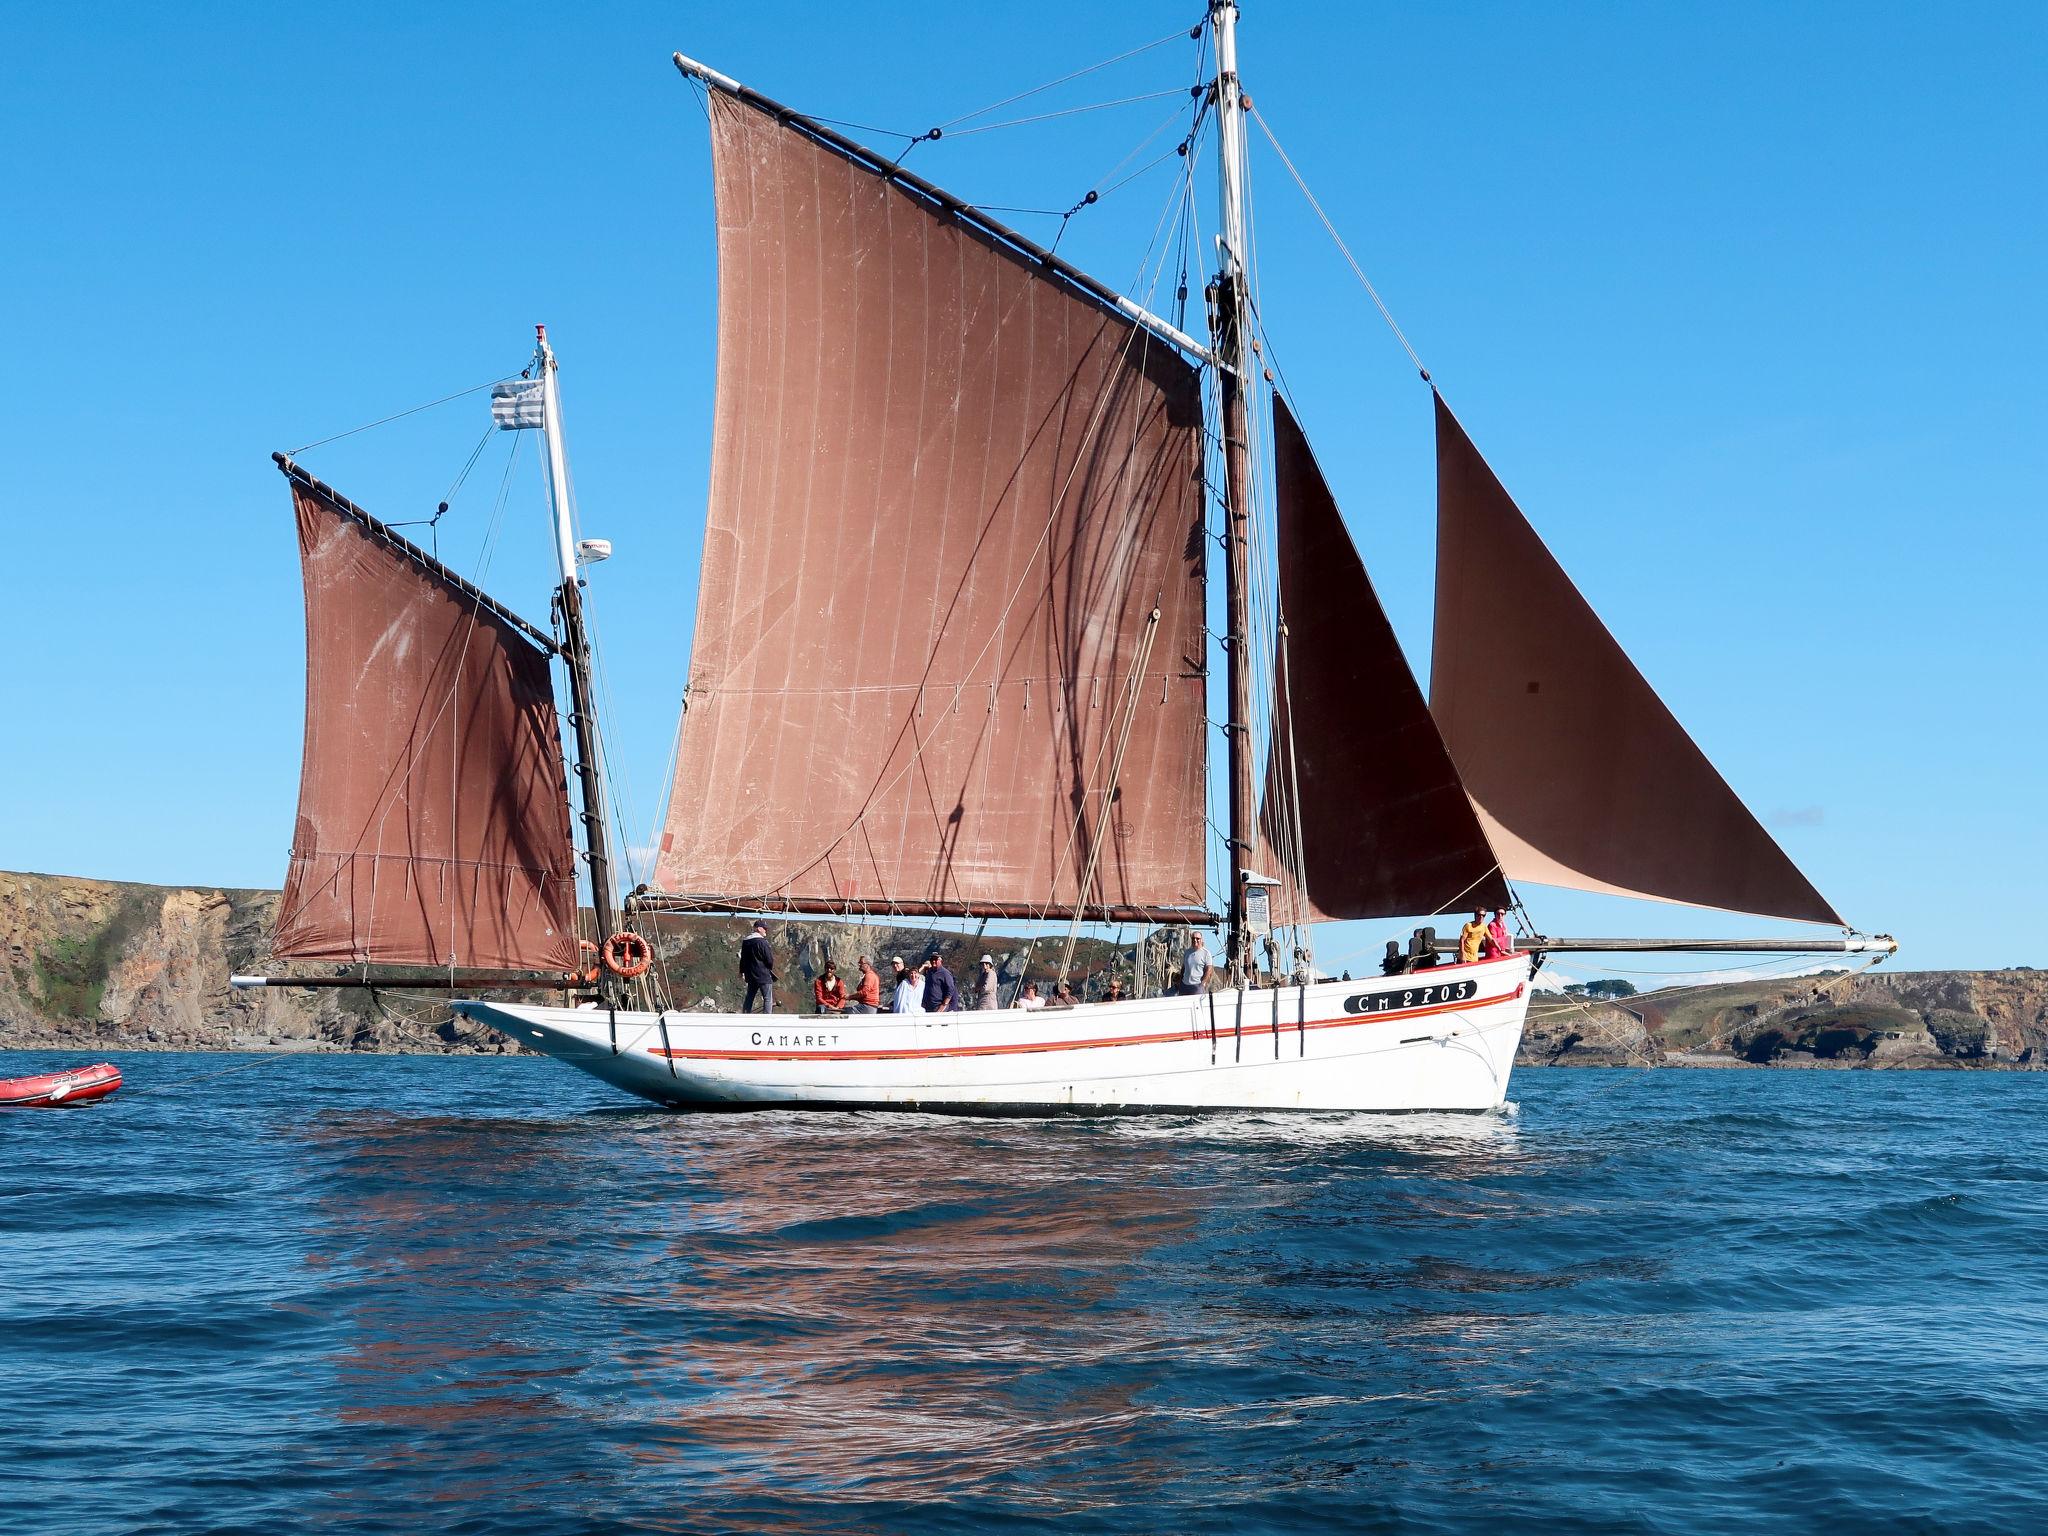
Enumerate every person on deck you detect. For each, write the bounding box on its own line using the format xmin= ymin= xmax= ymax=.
xmin=880 ymin=958 xmax=913 ymax=1015
xmin=848 ymin=956 xmax=881 ymax=1014
xmin=1017 ymin=982 xmax=1046 ymax=1010
xmin=1457 ymin=909 xmax=1488 ymax=966
xmin=923 ymin=952 xmax=960 ymax=1013
xmin=1483 ymin=908 xmax=1515 ymax=960
xmin=814 ymin=960 xmax=846 ymax=1015
xmin=1103 ymin=977 xmax=1126 ymax=1003
xmin=739 ymin=921 xmax=776 ymax=1014
xmin=974 ymin=955 xmax=1000 ymax=1011
xmin=891 ymin=956 xmax=923 ymax=1014
xmin=1046 ymin=980 xmax=1078 ymax=1009
xmin=1176 ymin=933 xmax=1211 ymax=996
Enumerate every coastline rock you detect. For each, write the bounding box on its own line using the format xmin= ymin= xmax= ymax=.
xmin=1521 ymin=968 xmax=2047 ymax=1070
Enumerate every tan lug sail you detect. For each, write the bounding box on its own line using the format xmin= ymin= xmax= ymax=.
xmin=653 ymin=92 xmax=1210 ymax=921
xmin=271 ymin=464 xmax=581 ymax=970
xmin=1428 ymin=393 xmax=1843 ymax=925
xmin=1258 ymin=399 xmax=1509 ymax=925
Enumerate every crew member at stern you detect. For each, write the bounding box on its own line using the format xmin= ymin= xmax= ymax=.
xmin=739 ymin=921 xmax=777 ymax=1013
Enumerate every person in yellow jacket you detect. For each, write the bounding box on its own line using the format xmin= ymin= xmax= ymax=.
xmin=1458 ymin=908 xmax=1489 ymax=964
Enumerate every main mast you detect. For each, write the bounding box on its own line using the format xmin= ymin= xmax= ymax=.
xmin=536 ymin=326 xmax=622 ymax=989
xmin=1209 ymin=0 xmax=1258 ymax=982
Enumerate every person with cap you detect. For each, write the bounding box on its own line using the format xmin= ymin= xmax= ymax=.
xmin=848 ymin=955 xmax=881 ymax=1014
xmin=890 ymin=956 xmax=923 ymax=1014
xmin=813 ymin=959 xmax=847 ymax=1015
xmin=922 ymin=951 xmax=960 ymax=1013
xmin=1045 ymin=979 xmax=1078 ymax=1009
xmin=974 ymin=955 xmax=1000 ymax=1011
xmin=739 ymin=921 xmax=777 ymax=1014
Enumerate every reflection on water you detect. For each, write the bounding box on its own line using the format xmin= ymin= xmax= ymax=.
xmin=10 ymin=1054 xmax=2048 ymax=1534
xmin=290 ymin=1093 xmax=1564 ymax=1522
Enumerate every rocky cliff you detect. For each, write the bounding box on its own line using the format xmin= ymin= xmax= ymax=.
xmin=3 ymin=869 xmax=2040 ymax=1068
xmin=1521 ymin=968 xmax=2048 ymax=1068
xmin=0 ymin=870 xmax=1130 ymax=1055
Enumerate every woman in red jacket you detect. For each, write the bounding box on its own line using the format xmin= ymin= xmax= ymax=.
xmin=814 ymin=960 xmax=848 ymax=1015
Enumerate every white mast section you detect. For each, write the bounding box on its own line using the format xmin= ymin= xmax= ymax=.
xmin=534 ymin=325 xmax=623 ymax=971
xmin=1212 ymin=1 xmax=1254 ymax=382
xmin=538 ymin=327 xmax=579 ymax=586
xmin=1209 ymin=0 xmax=1262 ymax=979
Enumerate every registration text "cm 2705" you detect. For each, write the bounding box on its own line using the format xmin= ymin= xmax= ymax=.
xmin=1342 ymin=979 xmax=1478 ymax=1015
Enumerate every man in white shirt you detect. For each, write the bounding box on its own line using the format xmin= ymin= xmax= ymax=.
xmin=891 ymin=955 xmax=924 ymax=1014
xmin=1176 ymin=932 xmax=1211 ymax=996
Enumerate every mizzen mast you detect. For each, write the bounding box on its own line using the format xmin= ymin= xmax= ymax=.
xmin=535 ymin=325 xmax=623 ymax=987
xmin=1209 ymin=0 xmax=1258 ymax=982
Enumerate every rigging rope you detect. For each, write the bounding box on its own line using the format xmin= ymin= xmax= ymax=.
xmin=944 ymin=87 xmax=1193 ymax=139
xmin=1249 ymin=105 xmax=1432 ymax=383
xmin=1057 ymin=605 xmax=1163 ymax=982
xmin=935 ymin=23 xmax=1198 ymax=134
xmin=285 ymin=379 xmax=501 ymax=457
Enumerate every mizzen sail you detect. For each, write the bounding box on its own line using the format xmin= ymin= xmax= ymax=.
xmin=1258 ymin=399 xmax=1508 ymax=924
xmin=653 ymin=93 xmax=1210 ymax=921
xmin=271 ymin=462 xmax=580 ymax=970
xmin=1428 ymin=394 xmax=1843 ymax=925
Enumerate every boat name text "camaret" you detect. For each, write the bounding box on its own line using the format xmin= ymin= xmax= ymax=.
xmin=750 ymin=1031 xmax=842 ymax=1047
xmin=1343 ymin=979 xmax=1479 ymax=1015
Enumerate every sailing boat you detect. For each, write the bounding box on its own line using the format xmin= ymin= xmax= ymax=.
xmin=231 ymin=5 xmax=1893 ymax=1113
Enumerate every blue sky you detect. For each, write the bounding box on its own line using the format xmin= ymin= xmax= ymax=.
xmin=4 ymin=2 xmax=2041 ymax=976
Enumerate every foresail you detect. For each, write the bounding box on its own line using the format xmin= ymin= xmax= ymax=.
xmin=1428 ymin=394 xmax=1844 ymax=925
xmin=653 ymin=93 xmax=1210 ymax=920
xmin=1257 ymin=399 xmax=1509 ymax=924
xmin=272 ymin=464 xmax=580 ymax=970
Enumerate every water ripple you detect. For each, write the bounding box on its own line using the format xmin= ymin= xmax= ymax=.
xmin=2 ymin=1053 xmax=2045 ymax=1533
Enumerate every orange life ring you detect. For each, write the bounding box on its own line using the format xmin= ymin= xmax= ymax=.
xmin=566 ymin=939 xmax=600 ymax=985
xmin=601 ymin=931 xmax=652 ymax=979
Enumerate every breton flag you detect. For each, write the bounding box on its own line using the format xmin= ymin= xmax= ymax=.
xmin=491 ymin=378 xmax=545 ymax=430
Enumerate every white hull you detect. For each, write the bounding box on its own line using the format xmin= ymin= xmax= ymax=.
xmin=453 ymin=954 xmax=1533 ymax=1115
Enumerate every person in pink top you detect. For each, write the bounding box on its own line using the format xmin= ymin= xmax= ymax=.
xmin=1482 ymin=908 xmax=1515 ymax=959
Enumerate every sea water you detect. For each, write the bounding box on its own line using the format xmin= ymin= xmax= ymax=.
xmin=2 ymin=1051 xmax=2044 ymax=1535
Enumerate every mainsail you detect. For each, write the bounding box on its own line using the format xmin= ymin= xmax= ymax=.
xmin=1428 ymin=394 xmax=1843 ymax=925
xmin=271 ymin=462 xmax=581 ymax=970
xmin=653 ymin=92 xmax=1210 ymax=921
xmin=1258 ymin=399 xmax=1509 ymax=924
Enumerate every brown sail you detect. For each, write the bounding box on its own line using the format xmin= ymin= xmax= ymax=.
xmin=652 ymin=92 xmax=1210 ymax=921
xmin=1257 ymin=399 xmax=1508 ymax=924
xmin=271 ymin=462 xmax=581 ymax=970
xmin=1428 ymin=394 xmax=1843 ymax=925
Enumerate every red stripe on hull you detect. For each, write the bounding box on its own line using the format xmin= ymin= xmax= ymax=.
xmin=649 ymin=985 xmax=1524 ymax=1064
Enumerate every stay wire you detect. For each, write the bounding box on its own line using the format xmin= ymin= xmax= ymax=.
xmin=935 ymin=23 xmax=1198 ymax=134
xmin=286 ymin=379 xmax=501 ymax=457
xmin=1249 ymin=105 xmax=1431 ymax=383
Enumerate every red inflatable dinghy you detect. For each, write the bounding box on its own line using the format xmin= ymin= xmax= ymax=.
xmin=0 ymin=1062 xmax=123 ymax=1108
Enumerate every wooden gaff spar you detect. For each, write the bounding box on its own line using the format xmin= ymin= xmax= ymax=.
xmin=233 ymin=4 xmax=1893 ymax=1113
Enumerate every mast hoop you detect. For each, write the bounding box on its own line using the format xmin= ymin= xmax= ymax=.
xmin=671 ymin=52 xmax=1223 ymax=370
